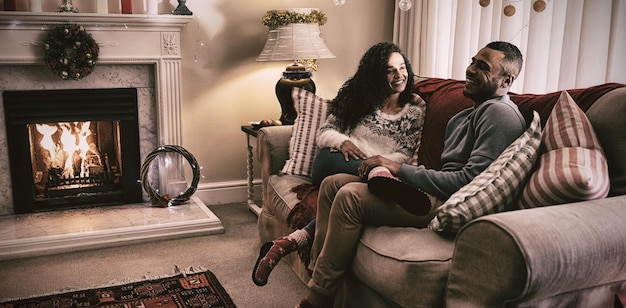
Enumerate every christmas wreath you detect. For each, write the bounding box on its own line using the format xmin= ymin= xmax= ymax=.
xmin=43 ymin=24 xmax=99 ymax=80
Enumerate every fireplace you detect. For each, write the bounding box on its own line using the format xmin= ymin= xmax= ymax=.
xmin=0 ymin=14 xmax=225 ymax=259
xmin=0 ymin=13 xmax=193 ymax=216
xmin=4 ymin=88 xmax=143 ymax=213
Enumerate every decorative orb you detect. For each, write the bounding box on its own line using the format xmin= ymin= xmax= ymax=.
xmin=333 ymin=0 xmax=345 ymax=7
xmin=60 ymin=71 xmax=68 ymax=79
xmin=533 ymin=0 xmax=546 ymax=12
xmin=504 ymin=4 xmax=516 ymax=16
xmin=399 ymin=0 xmax=412 ymax=11
xmin=479 ymin=0 xmax=490 ymax=7
xmin=74 ymin=41 xmax=81 ymax=48
xmin=63 ymin=28 xmax=69 ymax=35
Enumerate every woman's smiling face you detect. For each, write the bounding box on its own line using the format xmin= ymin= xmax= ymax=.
xmin=386 ymin=52 xmax=408 ymax=94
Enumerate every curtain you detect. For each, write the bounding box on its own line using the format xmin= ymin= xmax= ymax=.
xmin=394 ymin=0 xmax=626 ymax=94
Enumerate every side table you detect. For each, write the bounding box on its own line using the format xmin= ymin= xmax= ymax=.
xmin=241 ymin=125 xmax=262 ymax=216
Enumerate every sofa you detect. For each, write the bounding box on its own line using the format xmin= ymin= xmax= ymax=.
xmin=256 ymin=78 xmax=626 ymax=307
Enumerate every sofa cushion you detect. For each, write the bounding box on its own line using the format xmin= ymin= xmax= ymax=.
xmin=519 ymin=91 xmax=610 ymax=208
xmin=265 ymin=174 xmax=312 ymax=219
xmin=414 ymin=79 xmax=473 ymax=170
xmin=351 ymin=226 xmax=455 ymax=307
xmin=586 ymin=87 xmax=626 ymax=196
xmin=428 ymin=111 xmax=542 ymax=233
xmin=512 ymin=83 xmax=626 ymax=126
xmin=281 ymin=88 xmax=329 ymax=177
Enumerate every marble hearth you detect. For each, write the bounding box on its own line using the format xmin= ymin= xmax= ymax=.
xmin=0 ymin=13 xmax=224 ymax=259
xmin=0 ymin=197 xmax=223 ymax=261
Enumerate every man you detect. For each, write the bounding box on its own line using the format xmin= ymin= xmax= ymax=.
xmin=296 ymin=41 xmax=526 ymax=308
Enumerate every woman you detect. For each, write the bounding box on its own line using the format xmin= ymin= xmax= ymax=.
xmin=252 ymin=42 xmax=427 ymax=286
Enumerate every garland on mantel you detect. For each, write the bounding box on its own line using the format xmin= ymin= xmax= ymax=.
xmin=43 ymin=24 xmax=99 ymax=80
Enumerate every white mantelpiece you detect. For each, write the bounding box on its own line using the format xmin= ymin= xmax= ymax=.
xmin=0 ymin=12 xmax=191 ymax=145
xmin=0 ymin=12 xmax=192 ymax=215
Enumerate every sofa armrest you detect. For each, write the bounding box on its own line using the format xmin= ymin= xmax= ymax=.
xmin=445 ymin=195 xmax=626 ymax=307
xmin=257 ymin=125 xmax=292 ymax=203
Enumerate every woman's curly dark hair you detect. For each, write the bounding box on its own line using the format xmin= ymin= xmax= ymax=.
xmin=329 ymin=42 xmax=415 ymax=132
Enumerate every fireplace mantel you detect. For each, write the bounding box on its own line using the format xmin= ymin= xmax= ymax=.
xmin=0 ymin=11 xmax=192 ymax=27
xmin=0 ymin=12 xmax=191 ymax=145
xmin=0 ymin=12 xmax=192 ymax=62
xmin=0 ymin=12 xmax=193 ymax=215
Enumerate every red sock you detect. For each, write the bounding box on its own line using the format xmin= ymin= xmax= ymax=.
xmin=252 ymin=236 xmax=298 ymax=286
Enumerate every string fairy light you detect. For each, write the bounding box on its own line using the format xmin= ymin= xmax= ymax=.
xmin=192 ymin=20 xmax=204 ymax=63
xmin=477 ymin=0 xmax=550 ymax=42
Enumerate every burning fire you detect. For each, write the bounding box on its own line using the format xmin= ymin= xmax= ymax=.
xmin=35 ymin=121 xmax=103 ymax=178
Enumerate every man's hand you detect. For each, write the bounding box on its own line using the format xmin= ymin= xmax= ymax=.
xmin=339 ymin=140 xmax=366 ymax=161
xmin=358 ymin=155 xmax=402 ymax=178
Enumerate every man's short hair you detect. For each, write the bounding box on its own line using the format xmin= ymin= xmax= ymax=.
xmin=486 ymin=41 xmax=523 ymax=78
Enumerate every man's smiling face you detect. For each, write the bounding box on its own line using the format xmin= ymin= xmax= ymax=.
xmin=463 ymin=47 xmax=511 ymax=104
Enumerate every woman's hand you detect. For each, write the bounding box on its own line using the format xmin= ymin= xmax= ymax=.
xmin=358 ymin=155 xmax=402 ymax=178
xmin=339 ymin=140 xmax=366 ymax=161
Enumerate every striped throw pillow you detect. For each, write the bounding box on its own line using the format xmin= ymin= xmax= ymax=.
xmin=518 ymin=91 xmax=610 ymax=208
xmin=428 ymin=111 xmax=542 ymax=233
xmin=281 ymin=88 xmax=329 ymax=177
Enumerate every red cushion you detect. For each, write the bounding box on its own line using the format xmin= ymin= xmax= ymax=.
xmin=414 ymin=79 xmax=471 ymax=170
xmin=510 ymin=83 xmax=625 ymax=127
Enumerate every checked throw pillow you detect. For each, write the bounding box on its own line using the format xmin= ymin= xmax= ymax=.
xmin=428 ymin=111 xmax=542 ymax=233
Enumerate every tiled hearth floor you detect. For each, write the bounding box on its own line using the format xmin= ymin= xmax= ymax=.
xmin=0 ymin=197 xmax=224 ymax=261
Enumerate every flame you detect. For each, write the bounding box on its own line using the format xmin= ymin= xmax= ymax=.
xmin=36 ymin=121 xmax=95 ymax=178
xmin=76 ymin=121 xmax=93 ymax=177
xmin=35 ymin=123 xmax=58 ymax=169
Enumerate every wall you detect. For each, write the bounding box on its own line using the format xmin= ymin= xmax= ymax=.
xmin=178 ymin=1 xmax=395 ymax=203
xmin=0 ymin=0 xmax=395 ymax=205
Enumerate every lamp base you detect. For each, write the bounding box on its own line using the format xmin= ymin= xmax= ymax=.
xmin=275 ymin=63 xmax=316 ymax=125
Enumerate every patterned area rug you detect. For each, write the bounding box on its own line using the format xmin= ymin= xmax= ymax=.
xmin=0 ymin=269 xmax=236 ymax=308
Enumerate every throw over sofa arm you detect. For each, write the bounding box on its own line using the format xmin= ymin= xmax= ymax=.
xmin=446 ymin=195 xmax=626 ymax=307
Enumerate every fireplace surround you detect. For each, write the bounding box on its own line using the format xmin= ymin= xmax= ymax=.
xmin=0 ymin=12 xmax=193 ymax=216
xmin=0 ymin=13 xmax=225 ymax=259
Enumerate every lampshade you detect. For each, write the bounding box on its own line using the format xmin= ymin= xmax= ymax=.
xmin=256 ymin=23 xmax=335 ymax=62
xmin=256 ymin=10 xmax=335 ymax=125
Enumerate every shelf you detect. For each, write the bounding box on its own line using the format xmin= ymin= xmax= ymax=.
xmin=0 ymin=11 xmax=192 ymax=28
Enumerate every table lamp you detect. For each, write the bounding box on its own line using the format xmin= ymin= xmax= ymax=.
xmin=256 ymin=8 xmax=335 ymax=125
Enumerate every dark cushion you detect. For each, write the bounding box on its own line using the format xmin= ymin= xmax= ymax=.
xmin=586 ymin=87 xmax=626 ymax=196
